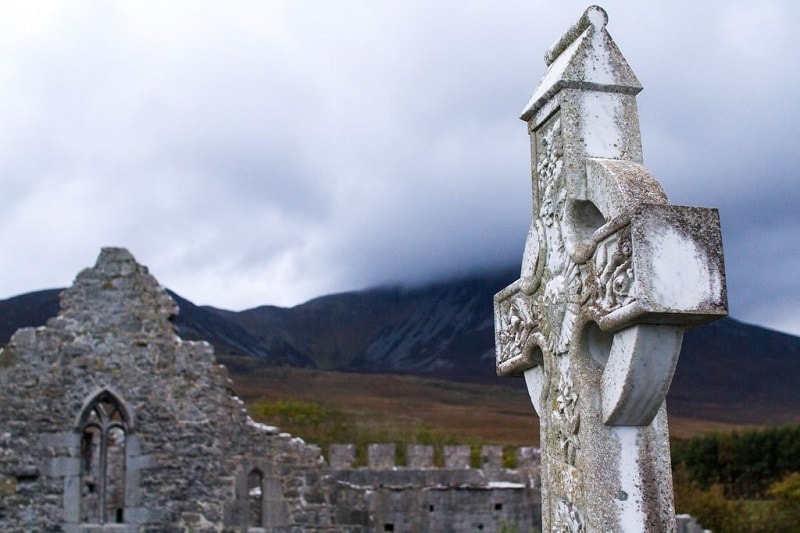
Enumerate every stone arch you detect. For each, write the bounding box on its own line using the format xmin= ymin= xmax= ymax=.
xmin=77 ymin=389 xmax=132 ymax=525
xmin=75 ymin=386 xmax=136 ymax=432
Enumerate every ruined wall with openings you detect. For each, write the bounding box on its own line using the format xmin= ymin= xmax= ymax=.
xmin=326 ymin=444 xmax=542 ymax=532
xmin=0 ymin=248 xmax=542 ymax=532
xmin=0 ymin=248 xmax=340 ymax=532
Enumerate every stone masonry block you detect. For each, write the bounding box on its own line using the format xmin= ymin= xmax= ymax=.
xmin=406 ymin=445 xmax=434 ymax=469
xmin=481 ymin=446 xmax=503 ymax=470
xmin=367 ymin=444 xmax=396 ymax=470
xmin=42 ymin=456 xmax=79 ymax=478
xmin=443 ymin=446 xmax=471 ymax=469
xmin=515 ymin=447 xmax=540 ymax=470
xmin=329 ymin=444 xmax=356 ymax=469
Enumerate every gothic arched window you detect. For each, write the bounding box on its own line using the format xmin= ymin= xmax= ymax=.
xmin=79 ymin=391 xmax=128 ymax=524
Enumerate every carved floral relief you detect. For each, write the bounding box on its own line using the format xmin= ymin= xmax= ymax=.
xmin=582 ymin=226 xmax=637 ymax=318
xmin=496 ymin=296 xmax=536 ymax=365
xmin=553 ymin=369 xmax=580 ymax=466
xmin=554 ymin=498 xmax=585 ymax=533
xmin=536 ymin=114 xmax=584 ymax=357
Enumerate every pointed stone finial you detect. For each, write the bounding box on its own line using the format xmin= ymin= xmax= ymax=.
xmin=58 ymin=247 xmax=179 ymax=332
xmin=544 ymin=5 xmax=608 ymax=66
xmin=521 ymin=5 xmax=641 ymax=122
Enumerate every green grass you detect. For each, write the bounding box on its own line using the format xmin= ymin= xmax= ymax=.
xmin=247 ymin=397 xmax=526 ymax=468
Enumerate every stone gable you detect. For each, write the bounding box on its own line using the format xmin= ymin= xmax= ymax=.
xmin=0 ymin=248 xmax=337 ymax=532
xmin=0 ymin=248 xmax=542 ymax=532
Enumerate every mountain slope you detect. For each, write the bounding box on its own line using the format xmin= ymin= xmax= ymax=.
xmin=672 ymin=318 xmax=800 ymax=422
xmin=1 ymin=270 xmax=799 ymax=425
xmin=0 ymin=289 xmax=61 ymax=342
xmin=341 ymin=275 xmax=504 ymax=379
xmin=166 ymin=291 xmax=315 ymax=368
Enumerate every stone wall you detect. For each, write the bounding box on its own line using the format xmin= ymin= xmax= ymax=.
xmin=676 ymin=514 xmax=711 ymax=533
xmin=0 ymin=249 xmax=342 ymax=532
xmin=327 ymin=444 xmax=542 ymax=532
xmin=0 ymin=248 xmax=709 ymax=532
xmin=0 ymin=248 xmax=543 ymax=532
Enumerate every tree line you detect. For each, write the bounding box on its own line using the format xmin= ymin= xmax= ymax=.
xmin=672 ymin=423 xmax=800 ymax=532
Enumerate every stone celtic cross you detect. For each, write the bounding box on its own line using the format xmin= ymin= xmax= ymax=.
xmin=494 ymin=6 xmax=727 ymax=531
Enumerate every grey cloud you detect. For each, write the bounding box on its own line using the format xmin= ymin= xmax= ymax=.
xmin=0 ymin=2 xmax=797 ymax=337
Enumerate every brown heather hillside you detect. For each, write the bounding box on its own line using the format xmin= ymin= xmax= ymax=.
xmin=3 ymin=278 xmax=797 ymax=446
xmin=224 ymin=360 xmax=746 ymax=448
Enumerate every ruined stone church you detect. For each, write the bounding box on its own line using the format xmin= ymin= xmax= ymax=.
xmin=0 ymin=248 xmax=540 ymax=532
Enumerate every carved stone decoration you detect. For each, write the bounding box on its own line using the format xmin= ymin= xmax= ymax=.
xmin=554 ymin=499 xmax=585 ymax=533
xmin=535 ymin=114 xmax=583 ymax=357
xmin=494 ymin=6 xmax=727 ymax=531
xmin=553 ymin=370 xmax=580 ymax=466
xmin=582 ymin=225 xmax=636 ymax=320
xmin=496 ymin=296 xmax=536 ymax=366
xmin=494 ymin=284 xmax=546 ymax=377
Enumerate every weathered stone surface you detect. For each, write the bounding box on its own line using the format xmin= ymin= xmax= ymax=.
xmin=328 ymin=444 xmax=356 ymax=470
xmin=329 ymin=444 xmax=543 ymax=532
xmin=0 ymin=248 xmax=338 ymax=531
xmin=495 ymin=6 xmax=727 ymax=532
xmin=480 ymin=446 xmax=503 ymax=471
xmin=406 ymin=445 xmax=434 ymax=469
xmin=444 ymin=445 xmax=472 ymax=470
xmin=676 ymin=513 xmax=711 ymax=533
xmin=0 ymin=247 xmax=545 ymax=532
xmin=367 ymin=443 xmax=396 ymax=470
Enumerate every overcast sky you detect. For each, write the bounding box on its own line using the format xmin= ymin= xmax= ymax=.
xmin=1 ymin=1 xmax=798 ymax=336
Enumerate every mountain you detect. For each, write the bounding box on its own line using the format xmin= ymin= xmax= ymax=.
xmin=1 ymin=269 xmax=799 ymax=425
xmin=671 ymin=317 xmax=800 ymax=423
xmin=0 ymin=288 xmax=61 ymax=343
xmin=165 ymin=290 xmax=315 ymax=368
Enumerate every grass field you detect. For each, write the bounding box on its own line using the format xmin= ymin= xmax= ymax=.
xmin=227 ymin=361 xmax=746 ymax=449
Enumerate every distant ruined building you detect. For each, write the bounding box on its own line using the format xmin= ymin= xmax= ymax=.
xmin=0 ymin=248 xmax=542 ymax=532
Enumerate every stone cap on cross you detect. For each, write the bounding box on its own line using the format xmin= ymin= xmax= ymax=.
xmin=521 ymin=5 xmax=641 ymax=121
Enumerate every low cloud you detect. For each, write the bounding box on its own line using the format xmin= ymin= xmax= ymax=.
xmin=0 ymin=1 xmax=798 ymax=336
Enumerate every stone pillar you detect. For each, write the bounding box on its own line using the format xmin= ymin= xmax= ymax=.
xmin=443 ymin=446 xmax=471 ymax=469
xmin=262 ymin=474 xmax=289 ymax=529
xmin=494 ymin=6 xmax=727 ymax=531
xmin=480 ymin=446 xmax=503 ymax=471
xmin=406 ymin=445 xmax=434 ymax=469
xmin=329 ymin=444 xmax=357 ymax=469
xmin=515 ymin=447 xmax=540 ymax=471
xmin=367 ymin=444 xmax=396 ymax=470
